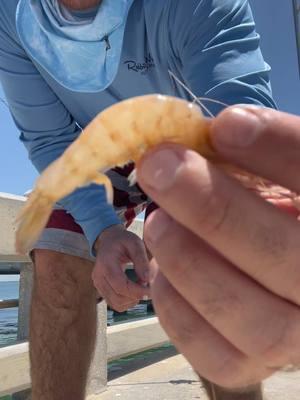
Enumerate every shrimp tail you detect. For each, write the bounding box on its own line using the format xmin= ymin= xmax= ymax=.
xmin=15 ymin=171 xmax=113 ymax=255
xmin=15 ymin=191 xmax=54 ymax=255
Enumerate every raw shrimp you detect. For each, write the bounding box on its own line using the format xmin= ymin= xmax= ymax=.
xmin=15 ymin=94 xmax=215 ymax=254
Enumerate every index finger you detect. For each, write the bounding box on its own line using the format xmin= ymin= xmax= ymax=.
xmin=137 ymin=145 xmax=300 ymax=306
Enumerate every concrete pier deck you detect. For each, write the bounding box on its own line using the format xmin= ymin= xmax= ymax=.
xmin=92 ymin=347 xmax=300 ymax=400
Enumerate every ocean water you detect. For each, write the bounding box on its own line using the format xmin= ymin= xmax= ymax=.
xmin=0 ymin=280 xmax=19 ymax=347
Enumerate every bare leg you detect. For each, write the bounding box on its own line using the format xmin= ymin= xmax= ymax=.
xmin=201 ymin=377 xmax=264 ymax=400
xmin=30 ymin=250 xmax=98 ymax=400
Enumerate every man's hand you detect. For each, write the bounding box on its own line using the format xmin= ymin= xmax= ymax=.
xmin=92 ymin=224 xmax=150 ymax=312
xmin=137 ymin=107 xmax=300 ymax=389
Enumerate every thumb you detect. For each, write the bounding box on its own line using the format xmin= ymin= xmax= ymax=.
xmin=211 ymin=106 xmax=300 ymax=194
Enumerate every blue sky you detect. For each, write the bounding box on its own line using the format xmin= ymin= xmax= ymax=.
xmin=250 ymin=0 xmax=300 ymax=115
xmin=0 ymin=1 xmax=299 ymax=196
xmin=0 ymin=96 xmax=38 ymax=195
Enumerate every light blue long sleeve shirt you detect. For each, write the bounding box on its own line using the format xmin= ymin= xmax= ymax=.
xmin=0 ymin=0 xmax=276 ymax=251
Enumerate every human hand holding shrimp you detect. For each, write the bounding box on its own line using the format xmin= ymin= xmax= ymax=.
xmin=137 ymin=107 xmax=300 ymax=389
xmin=92 ymin=224 xmax=150 ymax=312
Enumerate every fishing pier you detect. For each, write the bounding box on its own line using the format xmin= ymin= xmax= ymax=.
xmin=0 ymin=192 xmax=300 ymax=400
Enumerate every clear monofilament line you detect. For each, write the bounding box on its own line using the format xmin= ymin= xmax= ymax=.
xmin=197 ymin=97 xmax=229 ymax=109
xmin=168 ymin=70 xmax=229 ymax=117
xmin=168 ymin=70 xmax=214 ymax=117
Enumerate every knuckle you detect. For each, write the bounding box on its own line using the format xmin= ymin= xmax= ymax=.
xmin=201 ymin=292 xmax=241 ymax=327
xmin=113 ymin=281 xmax=128 ymax=296
xmin=104 ymin=273 xmax=127 ymax=296
xmin=194 ymin=183 xmax=234 ymax=237
xmin=167 ymin=318 xmax=197 ymax=345
xmin=173 ymin=252 xmax=242 ymax=325
xmin=156 ymin=236 xmax=196 ymax=280
xmin=97 ymin=259 xmax=112 ymax=276
xmin=104 ymin=266 xmax=115 ymax=282
xmin=248 ymin=227 xmax=288 ymax=282
xmin=156 ymin=297 xmax=196 ymax=346
xmin=286 ymin=270 xmax=300 ymax=304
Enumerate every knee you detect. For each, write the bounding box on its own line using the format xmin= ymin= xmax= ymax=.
xmin=32 ymin=249 xmax=95 ymax=309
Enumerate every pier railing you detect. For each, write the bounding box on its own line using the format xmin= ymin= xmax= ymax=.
xmin=0 ymin=192 xmax=168 ymax=399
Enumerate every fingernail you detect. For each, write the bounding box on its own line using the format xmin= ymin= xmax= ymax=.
xmin=212 ymin=107 xmax=262 ymax=149
xmin=140 ymin=149 xmax=182 ymax=191
xmin=145 ymin=210 xmax=172 ymax=245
